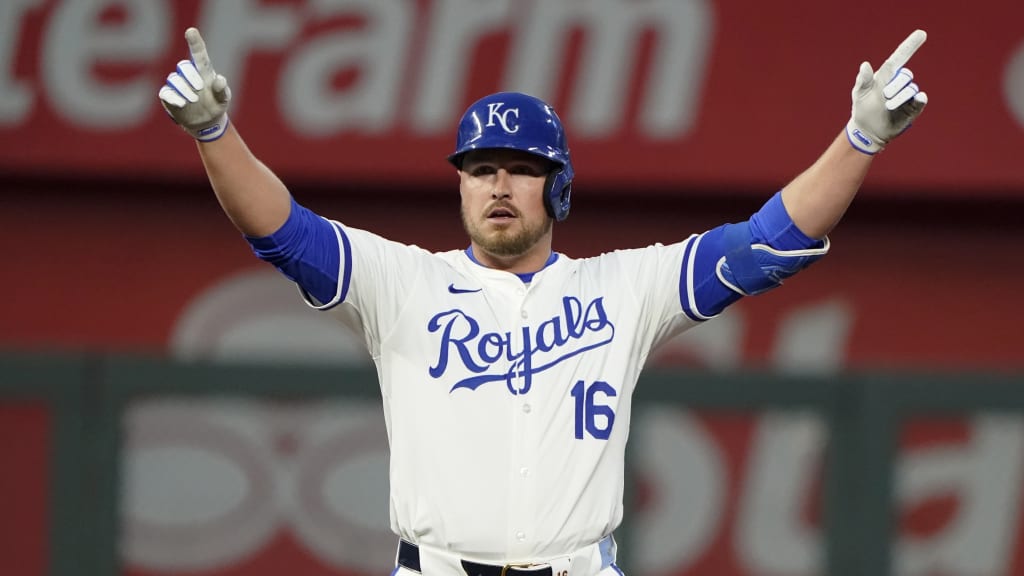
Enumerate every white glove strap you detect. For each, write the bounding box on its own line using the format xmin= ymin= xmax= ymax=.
xmin=845 ymin=118 xmax=884 ymax=155
xmin=190 ymin=115 xmax=229 ymax=142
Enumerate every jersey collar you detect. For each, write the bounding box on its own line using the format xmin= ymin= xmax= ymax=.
xmin=464 ymin=247 xmax=560 ymax=283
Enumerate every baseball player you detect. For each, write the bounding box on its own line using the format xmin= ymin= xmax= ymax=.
xmin=159 ymin=26 xmax=929 ymax=576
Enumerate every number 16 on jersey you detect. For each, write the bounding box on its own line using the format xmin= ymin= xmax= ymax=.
xmin=571 ymin=380 xmax=617 ymax=440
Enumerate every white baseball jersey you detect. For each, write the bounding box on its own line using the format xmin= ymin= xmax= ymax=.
xmin=303 ymin=223 xmax=704 ymax=563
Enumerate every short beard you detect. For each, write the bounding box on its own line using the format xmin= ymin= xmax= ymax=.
xmin=462 ymin=205 xmax=553 ymax=258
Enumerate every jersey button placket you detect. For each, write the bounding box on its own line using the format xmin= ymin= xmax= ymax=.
xmin=508 ymin=291 xmax=533 ymax=555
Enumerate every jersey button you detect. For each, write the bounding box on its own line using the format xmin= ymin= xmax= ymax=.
xmin=521 ymin=403 xmax=531 ymax=414
xmin=515 ymin=531 xmax=526 ymax=541
xmin=520 ymin=309 xmax=528 ymax=319
xmin=520 ymin=467 xmax=530 ymax=477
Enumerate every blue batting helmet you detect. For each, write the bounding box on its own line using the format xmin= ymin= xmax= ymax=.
xmin=448 ymin=92 xmax=574 ymax=222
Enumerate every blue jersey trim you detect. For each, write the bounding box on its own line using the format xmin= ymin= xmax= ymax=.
xmin=464 ymin=246 xmax=559 ymax=283
xmin=335 ymin=222 xmax=353 ymax=304
xmin=681 ymin=231 xmax=743 ymax=319
xmin=679 ymin=235 xmax=701 ymax=322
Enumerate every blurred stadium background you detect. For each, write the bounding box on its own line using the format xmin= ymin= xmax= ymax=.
xmin=2 ymin=1 xmax=1023 ymax=576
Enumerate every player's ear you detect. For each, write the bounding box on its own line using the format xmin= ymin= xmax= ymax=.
xmin=456 ymin=169 xmax=472 ymax=193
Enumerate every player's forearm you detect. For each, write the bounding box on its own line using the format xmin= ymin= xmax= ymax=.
xmin=780 ymin=132 xmax=873 ymax=239
xmin=196 ymin=123 xmax=292 ymax=237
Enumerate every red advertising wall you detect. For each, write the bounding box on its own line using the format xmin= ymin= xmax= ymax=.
xmin=1 ymin=187 xmax=1021 ymax=371
xmin=2 ymin=0 xmax=1024 ymax=195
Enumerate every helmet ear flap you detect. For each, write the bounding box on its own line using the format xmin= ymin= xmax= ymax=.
xmin=544 ymin=168 xmax=572 ymax=222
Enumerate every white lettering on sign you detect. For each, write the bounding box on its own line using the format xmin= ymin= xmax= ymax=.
xmin=43 ymin=0 xmax=168 ymax=128
xmin=653 ymin=298 xmax=854 ymax=374
xmin=737 ymin=414 xmax=823 ymax=574
xmin=4 ymin=0 xmax=712 ymax=138
xmin=511 ymin=0 xmax=713 ymax=138
xmin=771 ymin=300 xmax=853 ymax=373
xmin=0 ymin=0 xmax=41 ymax=125
xmin=121 ymin=399 xmax=394 ymax=573
xmin=413 ymin=0 xmax=713 ymax=138
xmin=632 ymin=414 xmax=1024 ymax=576
xmin=895 ymin=417 xmax=1024 ymax=576
xmin=280 ymin=0 xmax=410 ymax=135
xmin=198 ymin=0 xmax=300 ymax=116
xmin=632 ymin=409 xmax=726 ymax=573
xmin=412 ymin=0 xmax=516 ymax=134
xmin=1004 ymin=39 xmax=1024 ymax=129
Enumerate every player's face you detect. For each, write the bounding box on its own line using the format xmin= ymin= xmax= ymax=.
xmin=458 ymin=149 xmax=554 ymax=260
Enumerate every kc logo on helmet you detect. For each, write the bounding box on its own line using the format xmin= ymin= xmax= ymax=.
xmin=486 ymin=102 xmax=520 ymax=133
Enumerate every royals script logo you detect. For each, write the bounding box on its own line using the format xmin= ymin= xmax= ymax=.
xmin=428 ymin=296 xmax=615 ymax=395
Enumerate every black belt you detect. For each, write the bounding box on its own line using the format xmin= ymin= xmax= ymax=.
xmin=398 ymin=540 xmax=554 ymax=576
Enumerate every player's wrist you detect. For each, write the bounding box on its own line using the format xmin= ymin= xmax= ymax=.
xmin=845 ymin=118 xmax=884 ymax=155
xmin=186 ymin=114 xmax=229 ymax=142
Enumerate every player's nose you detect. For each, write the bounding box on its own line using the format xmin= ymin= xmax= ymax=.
xmin=491 ymin=169 xmax=512 ymax=198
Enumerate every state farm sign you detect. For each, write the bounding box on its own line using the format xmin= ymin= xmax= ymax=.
xmin=1 ymin=0 xmax=710 ymax=137
xmin=4 ymin=0 xmax=1024 ymax=194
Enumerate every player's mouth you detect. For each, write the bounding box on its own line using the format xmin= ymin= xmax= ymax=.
xmin=486 ymin=205 xmax=518 ymax=224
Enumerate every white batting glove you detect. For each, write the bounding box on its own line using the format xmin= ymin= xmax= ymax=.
xmin=158 ymin=27 xmax=231 ymax=142
xmin=846 ymin=29 xmax=929 ymax=155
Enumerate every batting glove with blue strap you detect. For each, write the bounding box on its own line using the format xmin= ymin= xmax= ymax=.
xmin=846 ymin=29 xmax=929 ymax=155
xmin=158 ymin=27 xmax=231 ymax=142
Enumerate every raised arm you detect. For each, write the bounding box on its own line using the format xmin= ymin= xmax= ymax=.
xmin=195 ymin=125 xmax=292 ymax=237
xmin=781 ymin=30 xmax=929 ymax=238
xmin=159 ymin=27 xmax=343 ymax=306
xmin=680 ymin=30 xmax=930 ymax=318
xmin=159 ymin=27 xmax=290 ymax=237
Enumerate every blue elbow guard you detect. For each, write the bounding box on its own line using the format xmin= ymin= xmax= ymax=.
xmin=716 ymin=222 xmax=829 ymax=296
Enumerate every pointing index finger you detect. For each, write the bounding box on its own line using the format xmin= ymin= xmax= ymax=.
xmin=185 ymin=27 xmax=212 ymax=74
xmin=878 ymin=29 xmax=926 ymax=81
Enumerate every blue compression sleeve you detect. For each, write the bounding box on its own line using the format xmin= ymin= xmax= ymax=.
xmin=245 ymin=198 xmax=340 ymax=306
xmin=748 ymin=191 xmax=822 ymax=250
xmin=682 ymin=191 xmax=824 ymax=319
